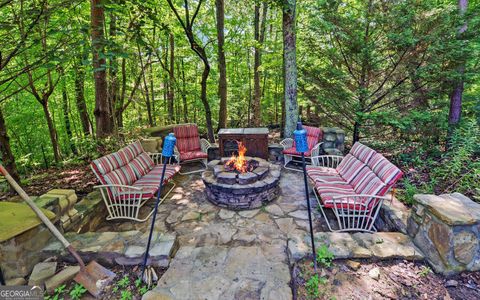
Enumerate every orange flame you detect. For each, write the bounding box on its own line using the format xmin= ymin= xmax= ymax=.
xmin=225 ymin=142 xmax=248 ymax=173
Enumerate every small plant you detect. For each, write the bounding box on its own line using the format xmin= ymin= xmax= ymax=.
xmin=120 ymin=290 xmax=133 ymax=300
xmin=69 ymin=284 xmax=87 ymax=300
xmin=316 ymin=244 xmax=335 ymax=268
xmin=305 ymin=274 xmax=320 ymax=298
xmin=117 ymin=275 xmax=130 ymax=288
xmin=135 ymin=278 xmax=142 ymax=288
xmin=139 ymin=285 xmax=149 ymax=295
xmin=418 ymin=265 xmax=432 ymax=277
xmin=45 ymin=284 xmax=67 ymax=300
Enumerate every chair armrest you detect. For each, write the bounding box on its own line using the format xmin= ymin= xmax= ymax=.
xmin=332 ymin=194 xmax=391 ymax=207
xmin=148 ymin=152 xmax=176 ymax=165
xmin=311 ymin=155 xmax=343 ymax=168
xmin=94 ymin=184 xmax=142 ymax=192
xmin=280 ymin=138 xmax=294 ymax=150
xmin=173 ymin=146 xmax=181 ymax=162
xmin=200 ymin=138 xmax=211 ymax=153
xmin=310 ymin=142 xmax=324 ymax=157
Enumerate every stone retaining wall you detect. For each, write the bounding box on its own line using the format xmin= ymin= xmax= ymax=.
xmin=407 ymin=193 xmax=480 ymax=275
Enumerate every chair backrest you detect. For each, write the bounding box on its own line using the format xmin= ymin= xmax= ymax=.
xmin=173 ymin=124 xmax=202 ymax=154
xmin=91 ymin=141 xmax=155 ymax=186
xmin=292 ymin=126 xmax=323 ymax=151
xmin=336 ymin=142 xmax=403 ymax=196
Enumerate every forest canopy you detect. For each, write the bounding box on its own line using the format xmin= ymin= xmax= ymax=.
xmin=0 ymin=0 xmax=479 ymax=200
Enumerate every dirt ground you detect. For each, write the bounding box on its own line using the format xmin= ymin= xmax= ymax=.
xmin=294 ymin=259 xmax=480 ymax=300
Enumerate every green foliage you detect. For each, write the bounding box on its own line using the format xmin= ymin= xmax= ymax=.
xmin=418 ymin=265 xmax=432 ymax=277
xmin=69 ymin=284 xmax=87 ymax=300
xmin=316 ymin=244 xmax=334 ymax=268
xmin=120 ymin=290 xmax=133 ymax=300
xmin=44 ymin=284 xmax=66 ymax=300
xmin=305 ymin=274 xmax=320 ymax=298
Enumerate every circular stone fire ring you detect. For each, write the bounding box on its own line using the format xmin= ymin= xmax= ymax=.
xmin=202 ymin=157 xmax=281 ymax=210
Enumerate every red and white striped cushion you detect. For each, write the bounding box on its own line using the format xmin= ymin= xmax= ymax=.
xmin=353 ymin=171 xmax=386 ymax=195
xmin=336 ymin=154 xmax=364 ymax=183
xmin=174 ymin=124 xmax=202 ymax=154
xmin=92 ymin=153 xmax=122 ymax=175
xmin=283 ymin=146 xmax=312 ymax=157
xmin=307 ymin=166 xmax=344 ymax=183
xmin=291 ymin=126 xmax=322 ymax=152
xmin=180 ymin=150 xmax=208 ymax=161
xmin=350 ymin=142 xmax=375 ymax=163
xmin=130 ymin=153 xmax=155 ymax=177
xmin=368 ymin=154 xmax=402 ymax=184
xmin=125 ymin=141 xmax=144 ymax=157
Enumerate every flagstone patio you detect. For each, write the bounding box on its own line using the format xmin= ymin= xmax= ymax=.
xmin=76 ymin=168 xmax=419 ymax=299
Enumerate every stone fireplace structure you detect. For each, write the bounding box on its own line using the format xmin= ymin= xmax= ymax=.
xmin=202 ymin=157 xmax=281 ymax=210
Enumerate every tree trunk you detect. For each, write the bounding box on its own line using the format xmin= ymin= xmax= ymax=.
xmin=282 ymin=0 xmax=298 ymax=138
xmin=216 ymin=0 xmax=227 ymax=130
xmin=200 ymin=60 xmax=215 ymax=142
xmin=91 ymin=0 xmax=113 ymax=138
xmin=168 ymin=33 xmax=175 ymax=123
xmin=0 ymin=107 xmax=20 ymax=183
xmin=62 ymin=79 xmax=77 ymax=155
xmin=42 ymin=100 xmax=61 ymax=162
xmin=117 ymin=57 xmax=126 ymax=128
xmin=252 ymin=2 xmax=268 ymax=126
xmin=108 ymin=12 xmax=118 ymax=130
xmin=180 ymin=58 xmax=189 ymax=123
xmin=74 ymin=56 xmax=92 ymax=136
xmin=448 ymin=0 xmax=468 ymax=137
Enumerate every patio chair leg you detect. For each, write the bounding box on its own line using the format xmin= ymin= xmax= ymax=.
xmin=313 ymin=188 xmax=335 ymax=232
xmin=178 ymin=159 xmax=208 ymax=175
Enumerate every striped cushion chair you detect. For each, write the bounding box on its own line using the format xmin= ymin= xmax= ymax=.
xmin=307 ymin=142 xmax=403 ymax=232
xmin=90 ymin=141 xmax=181 ymax=222
xmin=280 ymin=126 xmax=323 ymax=171
xmin=173 ymin=124 xmax=211 ymax=174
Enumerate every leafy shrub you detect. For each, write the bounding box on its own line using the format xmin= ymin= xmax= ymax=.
xmin=316 ymin=244 xmax=335 ymax=268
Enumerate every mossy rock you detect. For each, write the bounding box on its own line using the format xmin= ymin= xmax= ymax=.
xmin=0 ymin=202 xmax=55 ymax=242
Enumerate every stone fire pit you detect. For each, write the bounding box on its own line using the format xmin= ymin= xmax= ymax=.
xmin=202 ymin=157 xmax=281 ymax=210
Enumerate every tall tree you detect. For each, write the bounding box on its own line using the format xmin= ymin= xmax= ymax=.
xmin=74 ymin=51 xmax=93 ymax=136
xmin=0 ymin=107 xmax=20 ymax=183
xmin=252 ymin=1 xmax=268 ymax=126
xmin=91 ymin=0 xmax=113 ymax=138
xmin=166 ymin=0 xmax=215 ymax=142
xmin=448 ymin=0 xmax=468 ymax=136
xmin=216 ymin=0 xmax=227 ymax=130
xmin=282 ymin=0 xmax=298 ymax=138
xmin=168 ymin=32 xmax=175 ymax=123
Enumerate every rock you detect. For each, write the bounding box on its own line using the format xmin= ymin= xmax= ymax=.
xmin=142 ymin=288 xmax=174 ymax=300
xmin=124 ymin=245 xmax=145 ymax=258
xmin=238 ymin=209 xmax=259 ymax=218
xmin=275 ymin=218 xmax=295 ymax=236
xmin=218 ymin=209 xmax=235 ymax=219
xmin=445 ymin=280 xmax=458 ymax=287
xmin=345 ymin=260 xmax=361 ymax=271
xmin=6 ymin=277 xmax=26 ymax=286
xmin=28 ymin=262 xmax=57 ymax=286
xmin=368 ymin=267 xmax=380 ymax=280
xmin=428 ymin=221 xmax=452 ymax=259
xmin=453 ymin=231 xmax=478 ymax=265
xmin=413 ymin=194 xmax=479 ymax=225
xmin=45 ymin=266 xmax=80 ymax=293
xmin=265 ymin=204 xmax=284 ymax=216
xmin=181 ymin=211 xmax=200 ymax=221
xmin=288 ymin=210 xmax=310 ymax=220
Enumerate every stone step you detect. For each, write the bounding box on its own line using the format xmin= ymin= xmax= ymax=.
xmin=42 ymin=231 xmax=178 ymax=268
xmin=288 ymin=231 xmax=424 ymax=262
xmin=143 ymin=244 xmax=292 ymax=300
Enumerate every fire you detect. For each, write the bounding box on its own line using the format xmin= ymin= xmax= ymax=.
xmin=225 ymin=142 xmax=248 ymax=173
